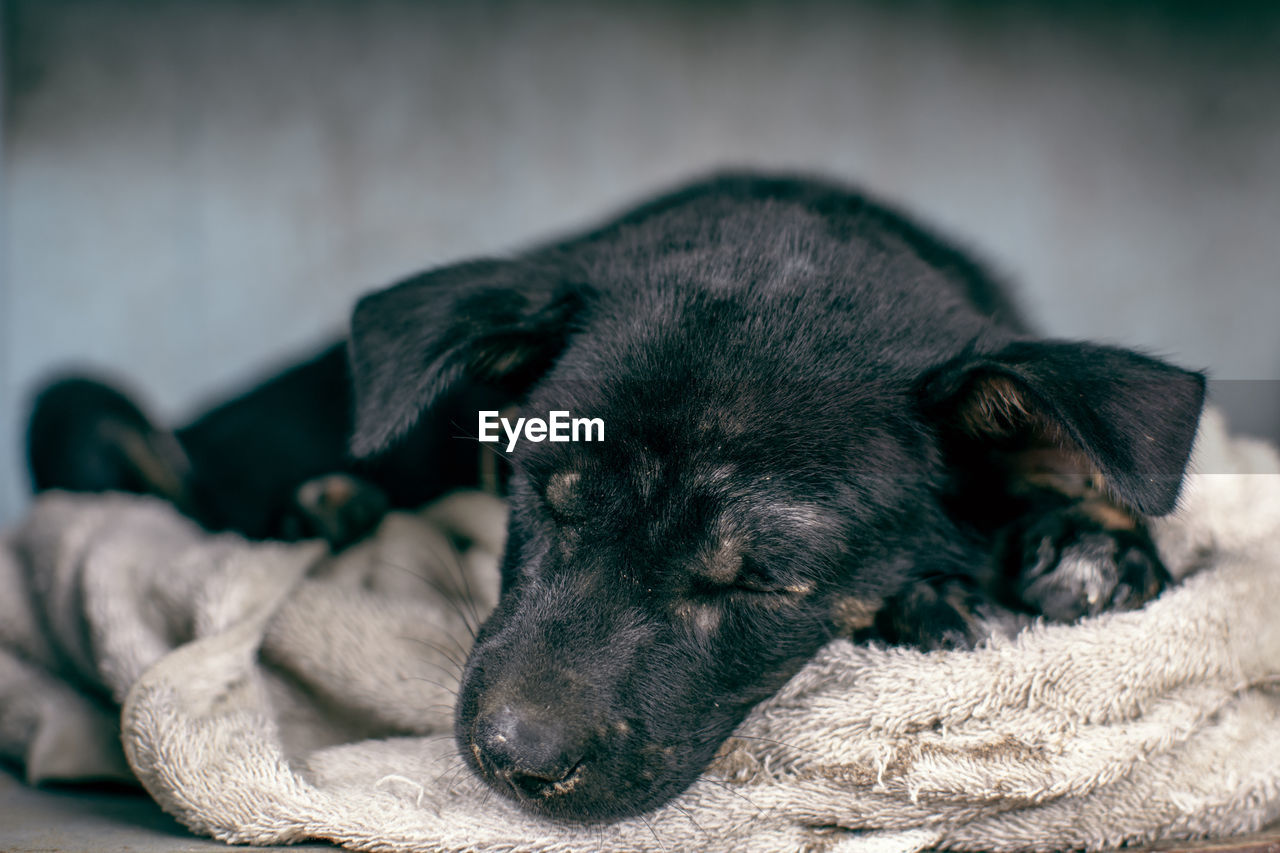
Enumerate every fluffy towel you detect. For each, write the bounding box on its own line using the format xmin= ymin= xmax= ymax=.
xmin=2 ymin=407 xmax=1280 ymax=853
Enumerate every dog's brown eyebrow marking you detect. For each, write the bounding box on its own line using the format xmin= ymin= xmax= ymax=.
xmin=830 ymin=595 xmax=881 ymax=636
xmin=545 ymin=470 xmax=582 ymax=514
xmin=674 ymin=600 xmax=724 ymax=636
xmin=699 ymin=535 xmax=744 ymax=584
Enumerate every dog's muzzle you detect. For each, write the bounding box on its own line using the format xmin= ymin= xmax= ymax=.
xmin=470 ymin=702 xmax=587 ymax=801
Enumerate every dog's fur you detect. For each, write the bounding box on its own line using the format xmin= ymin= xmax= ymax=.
xmin=28 ymin=173 xmax=1205 ymax=823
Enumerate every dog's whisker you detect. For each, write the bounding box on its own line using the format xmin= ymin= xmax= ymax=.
xmin=399 ymin=634 xmax=466 ymax=667
xmin=449 ymin=417 xmax=515 ymax=461
xmin=439 ymin=766 xmax=473 ymax=794
xmin=404 ymin=675 xmax=459 ymax=697
xmin=443 ymin=629 xmax=472 ymax=664
xmin=416 ymin=611 xmax=474 ymax=664
xmin=427 ymin=759 xmax=458 ymax=779
xmin=434 ymin=750 xmax=475 ymax=781
xmin=449 ymin=424 xmax=511 ymax=454
xmin=418 ymin=732 xmax=460 ymax=743
xmin=478 ymin=784 xmax=497 ymax=810
xmin=698 ymin=776 xmax=766 ymax=815
xmin=637 ymin=814 xmax=668 ymax=853
xmin=463 ymin=775 xmax=488 ymax=800
xmin=668 ymin=803 xmax=707 ymax=839
xmin=376 ymin=554 xmax=457 ymax=596
xmin=430 ymin=747 xmax=471 ymax=773
xmin=405 ymin=656 xmax=464 ymax=682
xmin=426 ymin=751 xmax=467 ymax=773
xmin=432 ymin=751 xmax=465 ymax=775
xmin=377 ymin=557 xmax=479 ymax=640
xmin=396 ymin=534 xmax=487 ymax=639
xmin=398 ymin=635 xmax=465 ymax=671
xmin=412 ymin=522 xmax=486 ymax=636
xmin=444 ymin=551 xmax=485 ymax=640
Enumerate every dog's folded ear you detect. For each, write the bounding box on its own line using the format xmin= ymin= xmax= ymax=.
xmin=347 ymin=259 xmax=587 ymax=457
xmin=920 ymin=340 xmax=1206 ymax=516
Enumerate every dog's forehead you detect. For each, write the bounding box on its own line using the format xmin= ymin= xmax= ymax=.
xmin=523 ymin=283 xmax=925 ymax=527
xmin=530 ymin=363 xmax=896 ymax=506
xmin=536 ymin=432 xmax=844 ymax=537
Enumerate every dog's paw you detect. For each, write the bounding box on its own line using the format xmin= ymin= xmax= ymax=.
xmin=875 ymin=578 xmax=989 ymax=651
xmin=1013 ymin=507 xmax=1170 ymax=623
xmin=282 ymin=473 xmax=390 ymax=550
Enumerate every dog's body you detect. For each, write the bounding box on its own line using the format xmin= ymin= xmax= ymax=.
xmin=28 ymin=173 xmax=1205 ymax=822
xmin=28 ymin=343 xmax=511 ymax=543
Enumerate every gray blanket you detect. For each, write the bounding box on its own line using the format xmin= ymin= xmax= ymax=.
xmin=2 ymin=407 xmax=1279 ymax=853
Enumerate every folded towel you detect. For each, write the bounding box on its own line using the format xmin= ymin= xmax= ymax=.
xmin=2 ymin=407 xmax=1279 ymax=853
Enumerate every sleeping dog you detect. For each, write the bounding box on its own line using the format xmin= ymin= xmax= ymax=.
xmin=28 ymin=173 xmax=1205 ymax=822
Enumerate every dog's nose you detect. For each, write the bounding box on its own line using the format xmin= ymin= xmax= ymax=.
xmin=473 ymin=703 xmax=584 ymax=799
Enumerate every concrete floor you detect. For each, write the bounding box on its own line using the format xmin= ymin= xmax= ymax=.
xmin=0 ymin=765 xmax=334 ymax=853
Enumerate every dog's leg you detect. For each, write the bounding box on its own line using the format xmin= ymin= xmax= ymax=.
xmin=872 ymin=493 xmax=1168 ymax=648
xmin=983 ymin=440 xmax=1172 ymax=622
xmin=280 ymin=473 xmax=390 ymax=550
xmin=999 ymin=489 xmax=1170 ymax=623
xmin=27 ymin=376 xmax=195 ymax=509
xmin=873 ymin=576 xmax=990 ymax=651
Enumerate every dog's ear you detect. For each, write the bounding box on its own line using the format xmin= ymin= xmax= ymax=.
xmin=348 ymin=259 xmax=587 ymax=457
xmin=920 ymin=340 xmax=1206 ymax=516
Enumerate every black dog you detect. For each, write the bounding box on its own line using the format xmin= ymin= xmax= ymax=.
xmin=28 ymin=173 xmax=1204 ymax=823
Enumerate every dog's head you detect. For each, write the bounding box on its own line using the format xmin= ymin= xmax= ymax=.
xmin=347 ymin=211 xmax=1203 ymax=821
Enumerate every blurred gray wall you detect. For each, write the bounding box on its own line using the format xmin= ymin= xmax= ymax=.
xmin=3 ymin=0 xmax=1279 ymax=526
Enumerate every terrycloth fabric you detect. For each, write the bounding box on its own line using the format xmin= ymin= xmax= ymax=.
xmin=2 ymin=407 xmax=1280 ymax=853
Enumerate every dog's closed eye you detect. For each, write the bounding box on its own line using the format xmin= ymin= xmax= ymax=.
xmin=692 ymin=540 xmax=807 ymax=598
xmin=692 ymin=571 xmax=809 ymax=599
xmin=722 ymin=571 xmax=796 ymax=595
